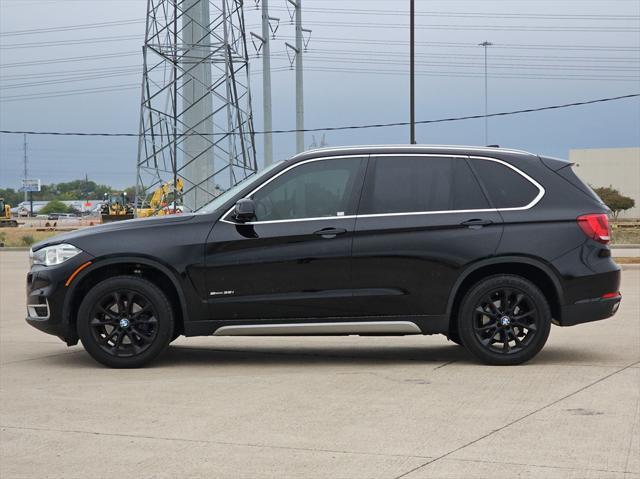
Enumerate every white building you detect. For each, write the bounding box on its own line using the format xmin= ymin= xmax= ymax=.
xmin=569 ymin=147 xmax=640 ymax=219
xmin=13 ymin=199 xmax=103 ymax=216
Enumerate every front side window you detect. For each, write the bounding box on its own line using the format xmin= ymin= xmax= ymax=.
xmin=250 ymin=157 xmax=364 ymax=222
xmin=469 ymin=159 xmax=540 ymax=208
xmin=359 ymin=156 xmax=490 ymax=214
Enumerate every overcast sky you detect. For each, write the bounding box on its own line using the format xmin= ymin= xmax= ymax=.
xmin=1 ymin=0 xmax=639 ymax=190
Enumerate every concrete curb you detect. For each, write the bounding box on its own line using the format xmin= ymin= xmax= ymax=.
xmin=611 ymin=244 xmax=640 ymax=249
xmin=0 ymin=247 xmax=30 ymax=251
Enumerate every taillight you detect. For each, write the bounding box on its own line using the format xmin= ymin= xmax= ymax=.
xmin=601 ymin=292 xmax=620 ymax=299
xmin=577 ymin=213 xmax=611 ymax=244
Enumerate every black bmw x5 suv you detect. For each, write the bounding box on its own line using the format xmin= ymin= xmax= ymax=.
xmin=26 ymin=145 xmax=621 ymax=368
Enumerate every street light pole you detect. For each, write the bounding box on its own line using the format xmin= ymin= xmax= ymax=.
xmin=409 ymin=0 xmax=415 ymax=144
xmin=478 ymin=41 xmax=493 ymax=145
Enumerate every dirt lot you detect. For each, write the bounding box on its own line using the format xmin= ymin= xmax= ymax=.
xmin=0 ymin=250 xmax=638 ymax=479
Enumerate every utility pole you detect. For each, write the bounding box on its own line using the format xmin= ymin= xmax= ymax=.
xmin=409 ymin=0 xmax=415 ymax=144
xmin=292 ymin=0 xmax=304 ymax=153
xmin=479 ymin=41 xmax=493 ymax=145
xmin=261 ymin=0 xmax=273 ymax=166
xmin=23 ymin=134 xmax=28 ymax=203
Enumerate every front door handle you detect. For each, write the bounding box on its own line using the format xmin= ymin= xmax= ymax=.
xmin=314 ymin=227 xmax=347 ymax=239
xmin=461 ymin=218 xmax=493 ymax=230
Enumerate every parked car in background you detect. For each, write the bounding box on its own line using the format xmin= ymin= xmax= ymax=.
xmin=26 ymin=145 xmax=621 ymax=368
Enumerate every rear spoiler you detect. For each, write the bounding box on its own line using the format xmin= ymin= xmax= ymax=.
xmin=539 ymin=155 xmax=573 ymax=171
xmin=538 ymin=155 xmax=603 ymax=204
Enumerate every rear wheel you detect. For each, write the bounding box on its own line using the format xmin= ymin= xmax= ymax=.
xmin=77 ymin=276 xmax=174 ymax=368
xmin=457 ymin=275 xmax=551 ymax=365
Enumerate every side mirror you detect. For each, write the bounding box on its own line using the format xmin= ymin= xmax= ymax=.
xmin=234 ymin=198 xmax=256 ymax=222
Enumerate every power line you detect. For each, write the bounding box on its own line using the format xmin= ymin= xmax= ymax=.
xmin=280 ymin=37 xmax=640 ymax=51
xmin=2 ymin=42 xmax=636 ymax=71
xmin=271 ymin=54 xmax=640 ymax=72
xmin=284 ymin=48 xmax=640 ymax=63
xmin=0 ymin=84 xmax=140 ymax=102
xmin=0 ymin=34 xmax=142 ymax=49
xmin=296 ymin=66 xmax=639 ymax=82
xmin=0 ymin=51 xmax=139 ymax=68
xmin=0 ymin=18 xmax=144 ymax=36
xmin=1 ymin=94 xmax=637 ymax=137
xmin=270 ymin=6 xmax=640 ymax=21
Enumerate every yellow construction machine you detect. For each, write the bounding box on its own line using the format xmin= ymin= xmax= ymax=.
xmin=100 ymin=192 xmax=134 ymax=223
xmin=0 ymin=198 xmax=18 ymax=227
xmin=136 ymin=179 xmax=184 ymax=218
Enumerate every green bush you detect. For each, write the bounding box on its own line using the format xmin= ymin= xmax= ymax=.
xmin=593 ymin=186 xmax=635 ymax=219
xmin=39 ymin=200 xmax=69 ymax=215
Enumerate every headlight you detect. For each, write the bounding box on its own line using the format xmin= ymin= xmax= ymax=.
xmin=30 ymin=243 xmax=82 ymax=266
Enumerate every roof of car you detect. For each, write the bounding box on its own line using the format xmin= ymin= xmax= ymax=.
xmin=290 ymin=144 xmax=536 ymax=162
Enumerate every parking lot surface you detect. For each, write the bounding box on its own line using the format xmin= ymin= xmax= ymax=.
xmin=1 ymin=250 xmax=638 ymax=479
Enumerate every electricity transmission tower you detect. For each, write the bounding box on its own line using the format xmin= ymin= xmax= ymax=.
xmin=136 ymin=0 xmax=257 ymax=213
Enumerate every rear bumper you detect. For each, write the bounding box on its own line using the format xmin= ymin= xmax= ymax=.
xmin=558 ymin=294 xmax=621 ymax=327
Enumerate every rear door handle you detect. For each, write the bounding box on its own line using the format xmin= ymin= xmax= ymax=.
xmin=314 ymin=227 xmax=347 ymax=239
xmin=460 ymin=218 xmax=493 ymax=229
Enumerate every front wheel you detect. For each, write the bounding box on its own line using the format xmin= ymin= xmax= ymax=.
xmin=77 ymin=276 xmax=174 ymax=368
xmin=457 ymin=275 xmax=551 ymax=365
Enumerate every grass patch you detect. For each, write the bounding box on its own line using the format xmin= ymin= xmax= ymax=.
xmin=0 ymin=228 xmax=62 ymax=247
xmin=613 ymin=257 xmax=640 ymax=264
xmin=611 ymin=226 xmax=640 ymax=245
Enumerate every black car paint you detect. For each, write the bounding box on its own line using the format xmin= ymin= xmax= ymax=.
xmin=26 ymin=145 xmax=621 ymax=345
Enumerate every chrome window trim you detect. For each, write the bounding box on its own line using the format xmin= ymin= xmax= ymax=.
xmin=467 ymin=155 xmax=545 ymax=211
xmin=220 ymin=155 xmax=366 ymax=225
xmin=301 ymin=144 xmax=532 ymax=157
xmin=220 ymin=153 xmax=545 ymax=225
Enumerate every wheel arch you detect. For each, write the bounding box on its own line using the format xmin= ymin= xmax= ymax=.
xmin=447 ymin=256 xmax=564 ymax=335
xmin=63 ymin=256 xmax=188 ymax=338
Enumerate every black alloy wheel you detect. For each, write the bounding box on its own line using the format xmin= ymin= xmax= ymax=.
xmin=457 ymin=275 xmax=551 ymax=365
xmin=472 ymin=287 xmax=538 ymax=354
xmin=89 ymin=290 xmax=159 ymax=358
xmin=77 ymin=276 xmax=173 ymax=368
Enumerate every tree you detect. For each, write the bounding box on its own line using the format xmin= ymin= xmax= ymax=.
xmin=0 ymin=188 xmax=23 ymax=206
xmin=39 ymin=200 xmax=69 ymax=215
xmin=593 ymin=186 xmax=635 ymax=219
xmin=31 ymin=179 xmax=113 ymax=202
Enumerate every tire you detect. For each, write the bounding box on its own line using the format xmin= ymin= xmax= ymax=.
xmin=446 ymin=330 xmax=463 ymax=346
xmin=77 ymin=275 xmax=174 ymax=368
xmin=457 ymin=274 xmax=551 ymax=365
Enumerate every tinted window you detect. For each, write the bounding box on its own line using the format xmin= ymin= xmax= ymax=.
xmin=251 ymin=157 xmax=363 ymax=221
xmin=470 ymin=159 xmax=539 ymax=208
xmin=359 ymin=156 xmax=489 ymax=214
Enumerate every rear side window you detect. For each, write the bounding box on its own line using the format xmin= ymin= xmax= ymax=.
xmin=470 ymin=159 xmax=540 ymax=209
xmin=359 ymin=156 xmax=490 ymax=214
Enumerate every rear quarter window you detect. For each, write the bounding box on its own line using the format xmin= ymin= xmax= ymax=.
xmin=470 ymin=159 xmax=541 ymax=209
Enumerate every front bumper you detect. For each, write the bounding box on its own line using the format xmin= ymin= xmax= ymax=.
xmin=25 ymin=254 xmax=91 ymax=345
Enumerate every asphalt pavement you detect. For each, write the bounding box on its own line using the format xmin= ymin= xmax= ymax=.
xmin=1 ymin=250 xmax=638 ymax=479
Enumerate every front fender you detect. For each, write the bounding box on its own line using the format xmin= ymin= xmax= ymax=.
xmin=62 ymin=255 xmax=192 ymax=330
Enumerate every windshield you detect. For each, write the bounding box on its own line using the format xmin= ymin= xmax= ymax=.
xmin=196 ymin=161 xmax=283 ymax=214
